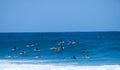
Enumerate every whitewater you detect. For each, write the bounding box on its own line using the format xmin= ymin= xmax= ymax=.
xmin=0 ymin=60 xmax=119 ymax=70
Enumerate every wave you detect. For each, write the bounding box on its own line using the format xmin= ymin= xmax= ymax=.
xmin=0 ymin=60 xmax=120 ymax=70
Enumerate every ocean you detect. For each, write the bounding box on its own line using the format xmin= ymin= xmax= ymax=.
xmin=0 ymin=32 xmax=120 ymax=70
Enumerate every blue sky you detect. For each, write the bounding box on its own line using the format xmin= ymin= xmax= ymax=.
xmin=0 ymin=0 xmax=120 ymax=32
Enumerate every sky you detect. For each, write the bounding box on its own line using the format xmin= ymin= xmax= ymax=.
xmin=0 ymin=0 xmax=120 ymax=32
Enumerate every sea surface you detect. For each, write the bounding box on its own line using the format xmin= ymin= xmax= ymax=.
xmin=0 ymin=32 xmax=120 ymax=70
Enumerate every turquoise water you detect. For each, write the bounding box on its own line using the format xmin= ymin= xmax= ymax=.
xmin=0 ymin=32 xmax=120 ymax=65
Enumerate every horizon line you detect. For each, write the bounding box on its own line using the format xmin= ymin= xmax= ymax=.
xmin=0 ymin=31 xmax=120 ymax=33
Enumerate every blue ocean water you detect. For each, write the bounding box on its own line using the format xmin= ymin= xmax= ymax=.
xmin=0 ymin=32 xmax=120 ymax=65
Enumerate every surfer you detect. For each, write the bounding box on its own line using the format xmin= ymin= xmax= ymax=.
xmin=81 ymin=51 xmax=86 ymax=54
xmin=58 ymin=46 xmax=64 ymax=51
xmin=68 ymin=40 xmax=78 ymax=45
xmin=72 ymin=40 xmax=78 ymax=44
xmin=20 ymin=50 xmax=25 ymax=55
xmin=58 ymin=40 xmax=64 ymax=45
xmin=71 ymin=56 xmax=77 ymax=59
xmin=26 ymin=44 xmax=32 ymax=47
xmin=12 ymin=46 xmax=17 ymax=51
xmin=26 ymin=43 xmax=35 ymax=47
xmin=50 ymin=46 xmax=57 ymax=51
xmin=81 ymin=51 xmax=90 ymax=59
xmin=83 ymin=55 xmax=90 ymax=59
xmin=35 ymin=55 xmax=41 ymax=58
xmin=6 ymin=54 xmax=11 ymax=58
xmin=34 ymin=47 xmax=40 ymax=51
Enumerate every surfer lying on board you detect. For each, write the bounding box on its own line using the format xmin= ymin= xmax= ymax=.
xmin=58 ymin=46 xmax=64 ymax=51
xmin=72 ymin=40 xmax=78 ymax=44
xmin=26 ymin=43 xmax=34 ymax=47
xmin=20 ymin=50 xmax=25 ymax=55
xmin=35 ymin=55 xmax=41 ymax=58
xmin=34 ymin=47 xmax=40 ymax=51
xmin=81 ymin=51 xmax=86 ymax=54
xmin=68 ymin=40 xmax=78 ymax=45
xmin=26 ymin=43 xmax=38 ymax=47
xmin=83 ymin=55 xmax=90 ymax=59
xmin=58 ymin=40 xmax=64 ymax=45
xmin=50 ymin=46 xmax=64 ymax=51
xmin=50 ymin=46 xmax=57 ymax=51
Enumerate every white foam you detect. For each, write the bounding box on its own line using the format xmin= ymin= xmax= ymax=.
xmin=0 ymin=60 xmax=120 ymax=70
